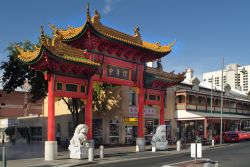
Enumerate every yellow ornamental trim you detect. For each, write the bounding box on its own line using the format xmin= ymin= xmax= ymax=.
xmin=16 ymin=45 xmax=41 ymax=62
xmin=62 ymin=55 xmax=100 ymax=66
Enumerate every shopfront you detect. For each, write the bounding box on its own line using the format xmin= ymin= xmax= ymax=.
xmin=125 ymin=106 xmax=159 ymax=144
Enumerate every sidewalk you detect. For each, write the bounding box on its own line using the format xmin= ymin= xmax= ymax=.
xmin=2 ymin=142 xmax=229 ymax=167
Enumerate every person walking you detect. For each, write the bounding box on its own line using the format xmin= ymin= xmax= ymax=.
xmin=27 ymin=132 xmax=31 ymax=144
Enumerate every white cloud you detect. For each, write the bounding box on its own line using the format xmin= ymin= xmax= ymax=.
xmin=103 ymin=0 xmax=121 ymax=14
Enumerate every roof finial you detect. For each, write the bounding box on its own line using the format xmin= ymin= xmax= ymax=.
xmin=169 ymin=39 xmax=176 ymax=48
xmin=134 ymin=26 xmax=141 ymax=40
xmin=86 ymin=3 xmax=91 ymax=21
xmin=40 ymin=26 xmax=47 ymax=45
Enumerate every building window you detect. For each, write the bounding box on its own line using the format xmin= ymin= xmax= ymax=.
xmin=109 ymin=120 xmax=119 ymax=144
xmin=93 ymin=119 xmax=102 ymax=146
xmin=80 ymin=85 xmax=85 ymax=93
xmin=215 ymin=77 xmax=219 ymax=86
xmin=223 ymin=76 xmax=227 ymax=84
xmin=56 ymin=82 xmax=63 ymax=91
xmin=129 ymin=90 xmax=136 ymax=106
xmin=149 ymin=95 xmax=156 ymax=101
xmin=66 ymin=84 xmax=78 ymax=92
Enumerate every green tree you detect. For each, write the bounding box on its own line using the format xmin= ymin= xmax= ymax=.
xmin=92 ymin=83 xmax=121 ymax=114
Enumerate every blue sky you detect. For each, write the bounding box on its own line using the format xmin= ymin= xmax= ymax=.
xmin=1 ymin=0 xmax=250 ymax=78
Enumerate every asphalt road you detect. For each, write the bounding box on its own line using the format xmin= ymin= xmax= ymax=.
xmin=85 ymin=141 xmax=250 ymax=167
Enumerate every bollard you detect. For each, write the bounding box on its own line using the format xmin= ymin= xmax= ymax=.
xmin=152 ymin=142 xmax=156 ymax=152
xmin=100 ymin=145 xmax=104 ymax=159
xmin=215 ymin=161 xmax=219 ymax=167
xmin=88 ymin=147 xmax=94 ymax=161
xmin=212 ymin=139 xmax=215 ymax=147
xmin=176 ymin=140 xmax=181 ymax=151
xmin=2 ymin=146 xmax=7 ymax=167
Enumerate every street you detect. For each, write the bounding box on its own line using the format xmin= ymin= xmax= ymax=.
xmin=83 ymin=141 xmax=250 ymax=167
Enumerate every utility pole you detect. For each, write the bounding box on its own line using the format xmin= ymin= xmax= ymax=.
xmin=220 ymin=58 xmax=224 ymax=145
xmin=210 ymin=75 xmax=213 ymax=139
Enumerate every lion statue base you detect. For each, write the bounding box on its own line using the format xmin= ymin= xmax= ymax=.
xmin=68 ymin=124 xmax=89 ymax=159
xmin=151 ymin=125 xmax=168 ymax=151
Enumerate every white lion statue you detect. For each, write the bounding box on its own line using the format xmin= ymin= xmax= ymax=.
xmin=68 ymin=124 xmax=89 ymax=159
xmin=151 ymin=125 xmax=168 ymax=150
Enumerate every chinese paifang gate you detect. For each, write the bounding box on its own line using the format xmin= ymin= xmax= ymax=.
xmin=16 ymin=4 xmax=185 ymax=160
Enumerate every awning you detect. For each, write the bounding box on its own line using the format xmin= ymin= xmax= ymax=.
xmin=176 ymin=110 xmax=250 ymax=121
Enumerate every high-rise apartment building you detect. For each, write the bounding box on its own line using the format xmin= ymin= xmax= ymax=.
xmin=203 ymin=64 xmax=250 ymax=93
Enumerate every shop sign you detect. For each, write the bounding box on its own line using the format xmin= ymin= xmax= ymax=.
xmin=107 ymin=65 xmax=129 ymax=80
xmin=129 ymin=106 xmax=156 ymax=118
xmin=123 ymin=117 xmax=138 ymax=126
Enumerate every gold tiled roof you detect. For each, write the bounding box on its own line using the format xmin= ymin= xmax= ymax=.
xmin=16 ymin=27 xmax=100 ymax=66
xmin=57 ymin=9 xmax=174 ymax=54
xmin=16 ymin=45 xmax=41 ymax=62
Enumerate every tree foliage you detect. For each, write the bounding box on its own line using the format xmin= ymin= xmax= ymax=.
xmin=0 ymin=41 xmax=47 ymax=101
xmin=92 ymin=83 xmax=121 ymax=113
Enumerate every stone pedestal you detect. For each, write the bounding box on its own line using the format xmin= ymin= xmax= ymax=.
xmin=45 ymin=141 xmax=57 ymax=160
xmin=69 ymin=145 xmax=88 ymax=159
xmin=155 ymin=141 xmax=168 ymax=150
xmin=136 ymin=137 xmax=145 ymax=152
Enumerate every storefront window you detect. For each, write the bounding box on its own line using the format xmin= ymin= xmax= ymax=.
xmin=31 ymin=127 xmax=42 ymax=141
xmin=93 ymin=119 xmax=102 ymax=146
xmin=145 ymin=119 xmax=159 ymax=144
xmin=125 ymin=126 xmax=137 ymax=144
xmin=125 ymin=126 xmax=133 ymax=144
xmin=109 ymin=120 xmax=119 ymax=144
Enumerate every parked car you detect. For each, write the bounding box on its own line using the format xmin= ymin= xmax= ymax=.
xmin=213 ymin=131 xmax=239 ymax=143
xmin=235 ymin=131 xmax=250 ymax=141
xmin=242 ymin=127 xmax=250 ymax=132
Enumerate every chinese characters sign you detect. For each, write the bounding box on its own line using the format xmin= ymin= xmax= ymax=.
xmin=129 ymin=106 xmax=156 ymax=118
xmin=107 ymin=65 xmax=129 ymax=80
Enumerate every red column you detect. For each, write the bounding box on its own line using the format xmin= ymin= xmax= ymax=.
xmin=47 ymin=74 xmax=55 ymax=141
xmin=138 ymin=87 xmax=144 ymax=137
xmin=160 ymin=91 xmax=165 ymax=125
xmin=137 ymin=65 xmax=144 ymax=138
xmin=85 ymin=78 xmax=93 ymax=140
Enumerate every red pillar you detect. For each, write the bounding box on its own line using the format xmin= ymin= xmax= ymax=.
xmin=137 ymin=65 xmax=144 ymax=138
xmin=160 ymin=91 xmax=165 ymax=125
xmin=85 ymin=78 xmax=93 ymax=140
xmin=47 ymin=74 xmax=55 ymax=141
xmin=138 ymin=87 xmax=144 ymax=137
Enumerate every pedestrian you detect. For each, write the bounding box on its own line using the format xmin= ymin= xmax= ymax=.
xmin=12 ymin=134 xmax=16 ymax=145
xmin=27 ymin=132 xmax=31 ymax=144
xmin=56 ymin=131 xmax=61 ymax=145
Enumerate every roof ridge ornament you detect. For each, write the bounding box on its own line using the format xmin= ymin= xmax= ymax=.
xmin=49 ymin=24 xmax=63 ymax=46
xmin=86 ymin=3 xmax=91 ymax=22
xmin=169 ymin=39 xmax=176 ymax=48
xmin=40 ymin=26 xmax=47 ymax=45
xmin=134 ymin=26 xmax=141 ymax=39
xmin=91 ymin=9 xmax=101 ymax=25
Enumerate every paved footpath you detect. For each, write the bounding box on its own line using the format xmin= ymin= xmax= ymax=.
xmin=1 ymin=141 xmax=228 ymax=167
